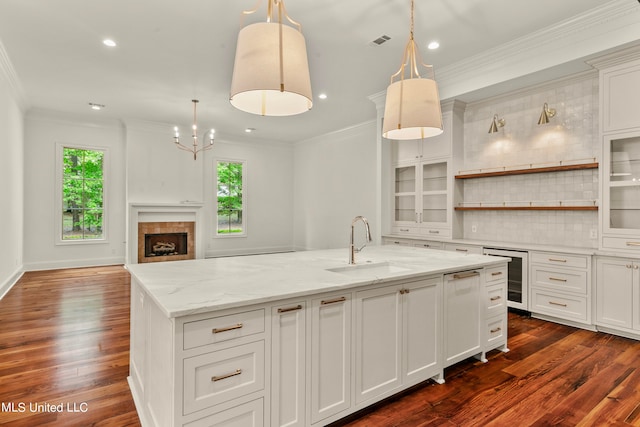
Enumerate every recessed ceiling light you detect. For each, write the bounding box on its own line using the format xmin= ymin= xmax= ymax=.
xmin=89 ymin=103 xmax=105 ymax=110
xmin=427 ymin=41 xmax=440 ymax=50
xmin=318 ymin=93 xmax=327 ymax=100
xmin=103 ymin=39 xmax=117 ymax=47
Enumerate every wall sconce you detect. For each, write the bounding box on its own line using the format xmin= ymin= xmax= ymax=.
xmin=488 ymin=114 xmax=505 ymax=133
xmin=537 ymin=103 xmax=556 ymax=125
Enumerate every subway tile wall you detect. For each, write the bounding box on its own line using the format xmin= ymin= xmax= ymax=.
xmin=460 ymin=74 xmax=599 ymax=248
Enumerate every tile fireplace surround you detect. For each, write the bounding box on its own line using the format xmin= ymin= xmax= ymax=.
xmin=128 ymin=203 xmax=204 ymax=264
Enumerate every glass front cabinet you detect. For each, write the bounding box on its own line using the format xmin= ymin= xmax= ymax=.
xmin=393 ymin=160 xmax=451 ymax=238
xmin=602 ymin=131 xmax=640 ymax=253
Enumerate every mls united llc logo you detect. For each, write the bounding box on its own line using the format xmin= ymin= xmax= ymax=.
xmin=2 ymin=401 xmax=89 ymax=413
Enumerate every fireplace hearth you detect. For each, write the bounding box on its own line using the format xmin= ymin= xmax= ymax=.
xmin=138 ymin=221 xmax=195 ymax=263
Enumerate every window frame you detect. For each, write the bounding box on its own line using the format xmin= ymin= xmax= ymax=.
xmin=214 ymin=158 xmax=247 ymax=238
xmin=55 ymin=143 xmax=109 ymax=245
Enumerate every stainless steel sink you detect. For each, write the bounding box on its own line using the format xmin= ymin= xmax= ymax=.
xmin=326 ymin=261 xmax=413 ymax=277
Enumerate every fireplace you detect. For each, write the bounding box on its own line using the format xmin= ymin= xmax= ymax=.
xmin=138 ymin=221 xmax=195 ymax=263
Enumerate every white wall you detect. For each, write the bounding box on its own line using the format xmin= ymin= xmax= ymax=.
xmin=23 ymin=110 xmax=127 ymax=270
xmin=293 ymin=121 xmax=378 ymax=252
xmin=0 ymin=69 xmax=24 ymax=295
xmin=204 ymin=138 xmax=295 ymax=257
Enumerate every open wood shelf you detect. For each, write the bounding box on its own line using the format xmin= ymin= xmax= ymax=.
xmin=455 ymin=206 xmax=598 ymax=211
xmin=455 ymin=161 xmax=598 ymax=179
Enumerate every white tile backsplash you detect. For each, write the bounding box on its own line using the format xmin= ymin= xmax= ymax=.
xmin=460 ymin=75 xmax=599 ymax=248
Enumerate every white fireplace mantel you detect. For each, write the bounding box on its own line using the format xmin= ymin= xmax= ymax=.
xmin=128 ymin=202 xmax=205 ymax=264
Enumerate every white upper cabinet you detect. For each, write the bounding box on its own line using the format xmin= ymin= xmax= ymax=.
xmin=390 ymin=113 xmax=452 ymax=163
xmin=601 ymin=58 xmax=640 ymax=133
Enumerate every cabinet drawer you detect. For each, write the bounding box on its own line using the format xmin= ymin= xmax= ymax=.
xmin=530 ymin=290 xmax=588 ymax=322
xmin=184 ymin=309 xmax=265 ymax=350
xmin=485 ymin=316 xmax=507 ymax=348
xmin=485 ymin=283 xmax=506 ymax=318
xmin=531 ymin=266 xmax=587 ymax=294
xmin=602 ymin=236 xmax=640 ymax=253
xmin=183 ymin=341 xmax=265 ymax=415
xmin=422 ymin=228 xmax=451 ymax=238
xmin=444 ymin=243 xmax=483 ymax=255
xmin=184 ymin=398 xmax=264 ymax=427
xmin=485 ymin=265 xmax=507 ymax=285
xmin=413 ymin=240 xmax=444 ymax=250
xmin=391 ymin=226 xmax=420 ymax=235
xmin=383 ymin=238 xmax=411 ymax=246
xmin=530 ymin=252 xmax=588 ymax=269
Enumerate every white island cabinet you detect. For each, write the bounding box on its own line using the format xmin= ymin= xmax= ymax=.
xmin=127 ymin=246 xmax=507 ymax=427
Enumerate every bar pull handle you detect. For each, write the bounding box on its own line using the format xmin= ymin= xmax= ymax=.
xmin=428 ymin=230 xmax=439 ymax=234
xmin=548 ymin=301 xmax=568 ymax=307
xmin=452 ymin=271 xmax=480 ymax=280
xmin=212 ymin=323 xmax=243 ymax=334
xmin=321 ymin=297 xmax=346 ymax=305
xmin=455 ymin=248 xmax=468 ymax=252
xmin=490 ymin=327 xmax=502 ymax=334
xmin=548 ymin=258 xmax=567 ymax=263
xmin=626 ymin=242 xmax=640 ymax=247
xmin=490 ymin=296 xmax=501 ymax=301
xmin=491 ymin=271 xmax=503 ymax=276
xmin=278 ymin=304 xmax=303 ymax=313
xmin=212 ymin=369 xmax=242 ymax=382
xmin=549 ymin=277 xmax=567 ymax=282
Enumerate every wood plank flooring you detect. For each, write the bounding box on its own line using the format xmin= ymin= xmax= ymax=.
xmin=2 ymin=266 xmax=640 ymax=426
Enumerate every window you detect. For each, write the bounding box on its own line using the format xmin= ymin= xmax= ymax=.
xmin=216 ymin=161 xmax=245 ymax=235
xmin=61 ymin=147 xmax=105 ymax=240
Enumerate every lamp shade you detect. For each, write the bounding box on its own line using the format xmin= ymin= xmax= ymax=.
xmin=230 ymin=22 xmax=313 ymax=116
xmin=382 ymin=77 xmax=443 ymax=140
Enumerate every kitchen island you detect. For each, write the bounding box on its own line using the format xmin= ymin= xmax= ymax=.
xmin=127 ymin=246 xmax=508 ymax=427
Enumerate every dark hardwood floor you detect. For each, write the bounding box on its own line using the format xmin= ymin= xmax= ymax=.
xmin=2 ymin=266 xmax=640 ymax=426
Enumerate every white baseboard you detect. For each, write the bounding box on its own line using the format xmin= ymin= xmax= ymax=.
xmin=205 ymin=246 xmax=294 ymax=258
xmin=23 ymin=256 xmax=126 ymax=272
xmin=0 ymin=266 xmax=24 ymax=300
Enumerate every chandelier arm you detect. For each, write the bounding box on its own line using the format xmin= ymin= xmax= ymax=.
xmin=275 ymin=0 xmax=302 ymax=32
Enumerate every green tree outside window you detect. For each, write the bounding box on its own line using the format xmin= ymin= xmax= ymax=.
xmin=62 ymin=148 xmax=104 ymax=240
xmin=217 ymin=161 xmax=243 ymax=234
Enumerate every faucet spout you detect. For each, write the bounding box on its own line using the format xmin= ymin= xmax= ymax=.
xmin=349 ymin=216 xmax=372 ymax=265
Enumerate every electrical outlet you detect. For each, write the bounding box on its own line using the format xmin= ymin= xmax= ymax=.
xmin=471 ymin=224 xmax=477 ymax=233
xmin=590 ymin=229 xmax=598 ymax=239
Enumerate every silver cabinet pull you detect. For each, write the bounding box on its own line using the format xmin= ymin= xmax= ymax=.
xmin=549 ymin=277 xmax=567 ymax=282
xmin=321 ymin=297 xmax=346 ymax=305
xmin=429 ymin=230 xmax=439 ymax=234
xmin=548 ymin=258 xmax=567 ymax=263
xmin=455 ymin=248 xmax=468 ymax=252
xmin=548 ymin=301 xmax=568 ymax=307
xmin=490 ymin=327 xmax=502 ymax=333
xmin=399 ymin=229 xmax=409 ymax=233
xmin=212 ymin=323 xmax=243 ymax=334
xmin=452 ymin=271 xmax=479 ymax=280
xmin=277 ymin=304 xmax=302 ymax=313
xmin=490 ymin=296 xmax=501 ymax=301
xmin=626 ymin=242 xmax=640 ymax=247
xmin=212 ymin=369 xmax=242 ymax=382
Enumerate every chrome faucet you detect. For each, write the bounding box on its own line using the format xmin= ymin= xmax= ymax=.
xmin=349 ymin=216 xmax=372 ymax=265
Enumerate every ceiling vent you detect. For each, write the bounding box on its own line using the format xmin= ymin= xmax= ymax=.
xmin=371 ymin=35 xmax=391 ymax=46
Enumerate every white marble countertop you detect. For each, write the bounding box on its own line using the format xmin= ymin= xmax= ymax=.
xmin=126 ymin=245 xmax=507 ymax=318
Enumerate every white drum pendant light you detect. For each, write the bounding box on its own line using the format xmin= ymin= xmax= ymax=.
xmin=230 ymin=0 xmax=313 ymax=116
xmin=382 ymin=0 xmax=442 ymax=140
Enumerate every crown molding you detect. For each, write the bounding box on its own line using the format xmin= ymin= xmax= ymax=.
xmin=0 ymin=40 xmax=28 ymax=110
xmin=436 ymin=0 xmax=639 ymax=99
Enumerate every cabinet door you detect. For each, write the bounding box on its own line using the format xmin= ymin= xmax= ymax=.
xmin=402 ymin=278 xmax=441 ymax=386
xmin=391 ymin=140 xmax=421 ymax=163
xmin=443 ymin=271 xmax=481 ymax=367
xmin=632 ymin=264 xmax=640 ymax=331
xmin=355 ymin=285 xmax=402 ymax=404
xmin=271 ymin=302 xmax=305 ymax=427
xmin=310 ymin=294 xmax=351 ymax=424
xmin=421 ymin=161 xmax=448 ymax=226
xmin=602 ymin=133 xmax=640 ymax=243
xmin=420 ymin=111 xmax=452 ymax=159
xmin=394 ymin=164 xmax=418 ymax=226
xmin=596 ymin=258 xmax=633 ymax=329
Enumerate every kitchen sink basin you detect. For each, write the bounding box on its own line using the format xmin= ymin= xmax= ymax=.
xmin=326 ymin=261 xmax=413 ymax=277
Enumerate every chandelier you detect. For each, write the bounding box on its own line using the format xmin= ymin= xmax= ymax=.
xmin=382 ymin=0 xmax=442 ymax=140
xmin=229 ymin=0 xmax=313 ymax=116
xmin=172 ymin=100 xmax=215 ymax=160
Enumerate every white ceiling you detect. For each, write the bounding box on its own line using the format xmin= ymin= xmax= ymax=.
xmin=0 ymin=0 xmax=637 ymax=143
